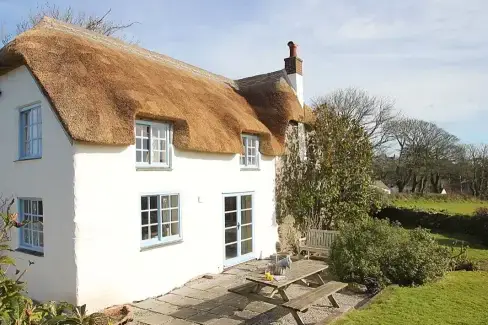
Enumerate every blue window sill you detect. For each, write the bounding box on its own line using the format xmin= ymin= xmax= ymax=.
xmin=240 ymin=167 xmax=260 ymax=171
xmin=140 ymin=238 xmax=183 ymax=252
xmin=136 ymin=165 xmax=172 ymax=171
xmin=16 ymin=247 xmax=44 ymax=257
xmin=15 ymin=156 xmax=42 ymax=162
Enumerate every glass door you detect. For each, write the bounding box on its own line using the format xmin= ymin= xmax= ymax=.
xmin=223 ymin=193 xmax=254 ymax=267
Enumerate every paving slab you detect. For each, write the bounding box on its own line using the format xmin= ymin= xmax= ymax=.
xmin=208 ymin=304 xmax=239 ymax=317
xmin=133 ymin=309 xmax=174 ymax=325
xmin=133 ymin=299 xmax=180 ymax=315
xmin=157 ymin=294 xmax=205 ymax=307
xmin=187 ymin=311 xmax=220 ymax=324
xmin=170 ymin=307 xmax=200 ymax=320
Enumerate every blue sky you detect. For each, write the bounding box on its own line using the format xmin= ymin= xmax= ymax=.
xmin=1 ymin=0 xmax=487 ymax=143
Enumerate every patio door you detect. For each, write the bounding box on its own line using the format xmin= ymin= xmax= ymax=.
xmin=223 ymin=193 xmax=254 ymax=267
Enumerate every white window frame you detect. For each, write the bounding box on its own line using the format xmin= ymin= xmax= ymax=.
xmin=140 ymin=193 xmax=182 ymax=248
xmin=19 ymin=104 xmax=42 ymax=160
xmin=135 ymin=120 xmax=172 ymax=168
xmin=240 ymin=134 xmax=260 ymax=169
xmin=18 ymin=198 xmax=44 ymax=253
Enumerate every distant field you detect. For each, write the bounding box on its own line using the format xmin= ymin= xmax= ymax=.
xmin=391 ymin=199 xmax=488 ymax=215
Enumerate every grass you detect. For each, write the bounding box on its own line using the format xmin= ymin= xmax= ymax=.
xmin=433 ymin=232 xmax=488 ymax=270
xmin=391 ymin=199 xmax=488 ymax=215
xmin=332 ymin=232 xmax=488 ymax=325
xmin=333 ymin=271 xmax=488 ymax=325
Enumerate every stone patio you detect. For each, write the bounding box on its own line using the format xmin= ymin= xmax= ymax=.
xmin=129 ymin=259 xmax=368 ymax=325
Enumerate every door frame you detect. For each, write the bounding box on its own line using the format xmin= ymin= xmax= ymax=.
xmin=222 ymin=191 xmax=256 ymax=268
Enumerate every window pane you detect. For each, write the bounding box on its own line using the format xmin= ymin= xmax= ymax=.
xmin=161 ymin=196 xmax=169 ymax=209
xmin=38 ymin=201 xmax=43 ymax=215
xmin=241 ymin=225 xmax=252 ymax=240
xmin=141 ymin=212 xmax=149 ymax=225
xmin=225 ymin=244 xmax=238 ymax=260
xmin=141 ymin=227 xmax=149 ymax=240
xmin=171 ymin=209 xmax=178 ymax=221
xmin=152 ymin=139 xmax=160 ymax=151
xmin=143 ymin=139 xmax=149 ymax=150
xmin=149 ymin=196 xmax=157 ymax=209
xmin=142 ymin=150 xmax=149 ymax=163
xmin=136 ymin=139 xmax=142 ymax=150
xmin=225 ymin=197 xmax=237 ymax=212
xmin=225 ymin=228 xmax=237 ymax=244
xmin=150 ymin=211 xmax=158 ymax=224
xmin=171 ymin=195 xmax=178 ymax=207
xmin=136 ymin=151 xmax=142 ymax=162
xmin=241 ymin=210 xmax=252 ymax=225
xmin=32 ymin=201 xmax=37 ymax=215
xmin=162 ymin=210 xmax=170 ymax=223
xmin=23 ymin=228 xmax=30 ymax=245
xmin=162 ymin=224 xmax=170 ymax=237
xmin=141 ymin=197 xmax=148 ymax=210
xmin=241 ymin=195 xmax=252 ymax=209
xmin=171 ymin=222 xmax=179 ymax=236
xmin=241 ymin=239 xmax=253 ymax=255
xmin=150 ymin=225 xmax=158 ymax=239
xmin=32 ymin=231 xmax=39 ymax=247
xmin=39 ymin=232 xmax=44 ymax=247
xmin=225 ymin=212 xmax=237 ymax=228
xmin=24 ymin=200 xmax=29 ymax=213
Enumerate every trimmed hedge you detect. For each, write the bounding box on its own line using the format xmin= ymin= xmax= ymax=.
xmin=376 ymin=207 xmax=488 ymax=245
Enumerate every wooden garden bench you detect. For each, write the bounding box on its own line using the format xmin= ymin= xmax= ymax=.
xmin=298 ymin=229 xmax=339 ymax=258
xmin=282 ymin=280 xmax=348 ymax=325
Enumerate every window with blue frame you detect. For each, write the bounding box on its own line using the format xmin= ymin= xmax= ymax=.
xmin=135 ymin=121 xmax=171 ymax=167
xmin=19 ymin=104 xmax=42 ymax=159
xmin=141 ymin=194 xmax=181 ymax=247
xmin=240 ymin=134 xmax=259 ymax=169
xmin=19 ymin=199 xmax=44 ymax=253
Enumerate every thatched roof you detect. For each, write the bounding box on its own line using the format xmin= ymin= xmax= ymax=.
xmin=0 ymin=17 xmax=313 ymax=156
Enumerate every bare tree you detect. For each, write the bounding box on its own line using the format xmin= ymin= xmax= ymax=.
xmin=312 ymin=88 xmax=398 ymax=151
xmin=2 ymin=2 xmax=137 ymax=45
xmin=385 ymin=118 xmax=459 ymax=193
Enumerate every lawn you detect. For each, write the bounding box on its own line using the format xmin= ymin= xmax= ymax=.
xmin=433 ymin=232 xmax=488 ymax=270
xmin=392 ymin=199 xmax=488 ymax=215
xmin=332 ymin=232 xmax=488 ymax=325
xmin=333 ymin=271 xmax=488 ymax=325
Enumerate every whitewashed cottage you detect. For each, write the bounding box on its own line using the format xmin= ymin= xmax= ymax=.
xmin=0 ymin=18 xmax=312 ymax=311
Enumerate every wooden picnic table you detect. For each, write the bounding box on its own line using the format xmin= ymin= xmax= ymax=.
xmin=229 ymin=260 xmax=328 ymax=303
xmin=228 ymin=260 xmax=347 ymax=325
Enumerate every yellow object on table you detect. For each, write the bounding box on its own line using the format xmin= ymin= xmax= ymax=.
xmin=264 ymin=271 xmax=274 ymax=281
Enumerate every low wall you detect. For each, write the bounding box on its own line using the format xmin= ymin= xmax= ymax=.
xmin=375 ymin=207 xmax=488 ymax=245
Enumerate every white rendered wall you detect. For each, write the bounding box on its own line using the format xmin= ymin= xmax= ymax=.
xmin=0 ymin=66 xmax=76 ymax=303
xmin=287 ymin=73 xmax=304 ymax=107
xmin=73 ymin=143 xmax=278 ymax=311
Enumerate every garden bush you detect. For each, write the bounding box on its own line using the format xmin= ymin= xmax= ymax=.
xmin=329 ymin=217 xmax=450 ymax=291
xmin=376 ymin=207 xmax=488 ymax=245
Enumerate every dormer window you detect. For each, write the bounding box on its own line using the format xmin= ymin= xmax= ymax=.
xmin=240 ymin=134 xmax=259 ymax=169
xmin=135 ymin=121 xmax=171 ymax=168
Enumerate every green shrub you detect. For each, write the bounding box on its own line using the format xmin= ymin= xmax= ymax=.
xmin=329 ymin=217 xmax=450 ymax=290
xmin=376 ymin=207 xmax=488 ymax=245
xmin=474 ymin=207 xmax=488 ymax=217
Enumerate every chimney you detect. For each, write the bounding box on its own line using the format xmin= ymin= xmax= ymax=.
xmin=284 ymin=41 xmax=304 ymax=107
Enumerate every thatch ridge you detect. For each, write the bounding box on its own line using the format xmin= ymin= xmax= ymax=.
xmin=0 ymin=17 xmax=309 ymax=155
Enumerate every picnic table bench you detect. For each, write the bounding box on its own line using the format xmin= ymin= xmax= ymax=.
xmin=228 ymin=260 xmax=348 ymax=325
xmin=282 ymin=281 xmax=348 ymax=325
